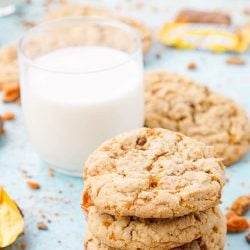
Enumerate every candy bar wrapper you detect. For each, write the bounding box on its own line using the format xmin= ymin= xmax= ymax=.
xmin=0 ymin=187 xmax=24 ymax=247
xmin=159 ymin=22 xmax=250 ymax=53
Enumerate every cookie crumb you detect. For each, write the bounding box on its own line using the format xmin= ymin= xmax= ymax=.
xmin=246 ymin=233 xmax=250 ymax=244
xmin=20 ymin=242 xmax=27 ymax=249
xmin=37 ymin=221 xmax=48 ymax=230
xmin=232 ymin=195 xmax=250 ymax=216
xmin=22 ymin=20 xmax=36 ymax=28
xmin=155 ymin=53 xmax=162 ymax=60
xmin=2 ymin=112 xmax=15 ymax=121
xmin=48 ymin=168 xmax=54 ymax=177
xmin=187 ymin=62 xmax=197 ymax=70
xmin=226 ymin=57 xmax=245 ymax=65
xmin=27 ymin=181 xmax=41 ymax=190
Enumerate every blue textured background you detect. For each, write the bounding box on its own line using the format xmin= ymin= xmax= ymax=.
xmin=0 ymin=0 xmax=249 ymax=249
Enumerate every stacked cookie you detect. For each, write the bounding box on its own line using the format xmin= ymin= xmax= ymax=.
xmin=82 ymin=128 xmax=226 ymax=250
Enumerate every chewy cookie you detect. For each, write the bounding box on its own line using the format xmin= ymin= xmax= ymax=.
xmin=87 ymin=206 xmax=224 ymax=250
xmin=85 ymin=215 xmax=225 ymax=250
xmin=46 ymin=4 xmax=152 ymax=54
xmin=83 ymin=128 xmax=225 ymax=218
xmin=145 ymin=71 xmax=250 ymax=166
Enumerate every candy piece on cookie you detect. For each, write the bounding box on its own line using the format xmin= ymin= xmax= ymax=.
xmin=83 ymin=128 xmax=225 ymax=218
xmin=145 ymin=71 xmax=250 ymax=166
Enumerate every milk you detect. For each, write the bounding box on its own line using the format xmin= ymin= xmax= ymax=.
xmin=21 ymin=46 xmax=144 ymax=175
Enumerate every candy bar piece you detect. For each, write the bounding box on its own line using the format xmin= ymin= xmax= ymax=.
xmin=176 ymin=9 xmax=231 ymax=25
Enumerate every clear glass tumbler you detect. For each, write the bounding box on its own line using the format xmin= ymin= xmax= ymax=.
xmin=18 ymin=17 xmax=144 ymax=176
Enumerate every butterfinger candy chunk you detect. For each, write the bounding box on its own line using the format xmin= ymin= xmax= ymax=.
xmin=37 ymin=222 xmax=48 ymax=230
xmin=27 ymin=181 xmax=41 ymax=190
xmin=187 ymin=62 xmax=197 ymax=70
xmin=232 ymin=195 xmax=250 ymax=215
xmin=2 ymin=112 xmax=15 ymax=121
xmin=2 ymin=84 xmax=20 ymax=103
xmin=227 ymin=215 xmax=249 ymax=233
xmin=175 ymin=9 xmax=231 ymax=25
xmin=226 ymin=57 xmax=245 ymax=65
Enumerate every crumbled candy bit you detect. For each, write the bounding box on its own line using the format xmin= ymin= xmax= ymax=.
xmin=227 ymin=215 xmax=249 ymax=233
xmin=102 ymin=220 xmax=112 ymax=228
xmin=83 ymin=190 xmax=92 ymax=209
xmin=226 ymin=57 xmax=245 ymax=65
xmin=155 ymin=53 xmax=161 ymax=59
xmin=136 ymin=137 xmax=147 ymax=146
xmin=2 ymin=112 xmax=15 ymax=121
xmin=246 ymin=233 xmax=250 ymax=244
xmin=187 ymin=62 xmax=197 ymax=70
xmin=27 ymin=181 xmax=41 ymax=190
xmin=37 ymin=221 xmax=48 ymax=230
xmin=0 ymin=187 xmax=24 ymax=248
xmin=231 ymin=195 xmax=250 ymax=215
xmin=20 ymin=242 xmax=27 ymax=249
xmin=2 ymin=84 xmax=20 ymax=103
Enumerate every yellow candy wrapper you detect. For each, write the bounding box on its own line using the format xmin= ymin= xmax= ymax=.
xmin=0 ymin=187 xmax=24 ymax=248
xmin=159 ymin=22 xmax=250 ymax=53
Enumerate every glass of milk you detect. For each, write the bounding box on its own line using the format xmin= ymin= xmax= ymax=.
xmin=18 ymin=17 xmax=144 ymax=176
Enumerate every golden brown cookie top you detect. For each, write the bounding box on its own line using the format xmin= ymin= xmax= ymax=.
xmin=83 ymin=128 xmax=225 ymax=218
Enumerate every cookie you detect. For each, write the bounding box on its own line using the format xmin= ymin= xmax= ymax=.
xmin=87 ymin=206 xmax=225 ymax=250
xmin=85 ymin=212 xmax=226 ymax=250
xmin=82 ymin=128 xmax=225 ymax=218
xmin=46 ymin=4 xmax=152 ymax=54
xmin=84 ymin=233 xmax=224 ymax=250
xmin=145 ymin=71 xmax=250 ymax=166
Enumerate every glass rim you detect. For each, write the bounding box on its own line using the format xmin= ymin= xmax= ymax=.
xmin=18 ymin=16 xmax=142 ymax=75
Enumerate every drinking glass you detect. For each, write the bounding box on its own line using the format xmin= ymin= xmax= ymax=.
xmin=18 ymin=17 xmax=144 ymax=176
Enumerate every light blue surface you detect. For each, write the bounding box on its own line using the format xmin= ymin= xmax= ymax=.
xmin=0 ymin=0 xmax=250 ymax=249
